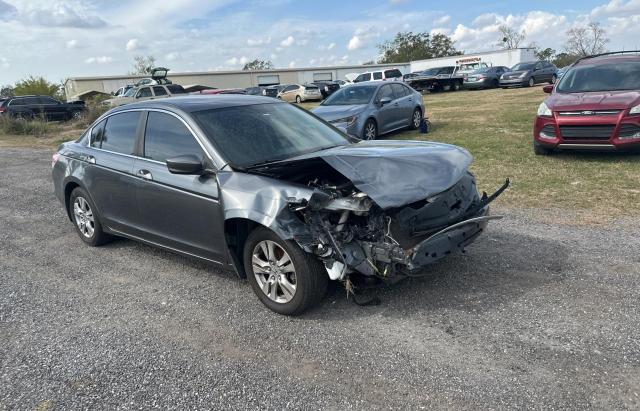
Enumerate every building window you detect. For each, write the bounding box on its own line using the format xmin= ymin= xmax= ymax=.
xmin=257 ymin=75 xmax=280 ymax=86
xmin=313 ymin=72 xmax=332 ymax=82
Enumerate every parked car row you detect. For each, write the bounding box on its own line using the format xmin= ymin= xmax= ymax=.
xmin=405 ymin=60 xmax=560 ymax=92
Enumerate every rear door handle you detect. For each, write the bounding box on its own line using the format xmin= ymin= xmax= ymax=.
xmin=137 ymin=169 xmax=153 ymax=181
xmin=87 ymin=155 xmax=96 ymax=164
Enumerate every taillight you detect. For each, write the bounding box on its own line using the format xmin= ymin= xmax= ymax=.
xmin=0 ymin=107 xmax=5 ymax=113
xmin=52 ymin=152 xmax=60 ymax=168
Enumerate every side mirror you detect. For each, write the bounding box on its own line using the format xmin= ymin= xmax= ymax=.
xmin=379 ymin=97 xmax=392 ymax=106
xmin=166 ymin=154 xmax=205 ymax=175
xmin=542 ymin=85 xmax=554 ymax=94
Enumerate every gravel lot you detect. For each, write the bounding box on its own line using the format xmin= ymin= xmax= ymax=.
xmin=1 ymin=148 xmax=639 ymax=410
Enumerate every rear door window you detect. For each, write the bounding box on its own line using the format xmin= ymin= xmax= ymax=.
xmin=373 ymin=72 xmax=383 ymax=80
xmin=101 ymin=112 xmax=141 ymax=155
xmin=136 ymin=88 xmax=152 ymax=98
xmin=38 ymin=97 xmax=58 ymax=105
xmin=390 ymin=83 xmax=409 ymax=99
xmin=376 ymin=84 xmax=395 ymax=101
xmin=143 ymin=112 xmax=204 ymax=163
xmin=152 ymin=86 xmax=168 ymax=96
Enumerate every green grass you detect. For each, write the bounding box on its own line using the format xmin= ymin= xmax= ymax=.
xmin=303 ymin=87 xmax=640 ymax=222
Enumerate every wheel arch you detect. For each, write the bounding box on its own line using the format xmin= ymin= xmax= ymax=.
xmin=63 ymin=180 xmax=82 ymax=221
xmin=224 ymin=217 xmax=262 ymax=278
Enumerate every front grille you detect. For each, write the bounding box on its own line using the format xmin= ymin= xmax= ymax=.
xmin=559 ymin=125 xmax=614 ymax=141
xmin=619 ymin=123 xmax=640 ymax=139
xmin=557 ymin=110 xmax=622 ymax=116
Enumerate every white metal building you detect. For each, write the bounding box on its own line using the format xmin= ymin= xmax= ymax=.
xmin=64 ymin=63 xmax=411 ymax=100
xmin=410 ymin=48 xmax=537 ymax=72
xmin=64 ymin=48 xmax=537 ymax=100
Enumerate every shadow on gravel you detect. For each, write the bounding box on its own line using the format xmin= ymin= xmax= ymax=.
xmin=308 ymin=229 xmax=569 ymax=320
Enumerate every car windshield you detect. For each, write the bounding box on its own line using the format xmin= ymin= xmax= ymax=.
xmin=123 ymin=88 xmax=136 ymax=97
xmin=321 ymin=85 xmax=377 ymax=106
xmin=511 ymin=62 xmax=535 ymax=71
xmin=556 ymin=61 xmax=640 ymax=93
xmin=193 ymin=103 xmax=351 ymax=168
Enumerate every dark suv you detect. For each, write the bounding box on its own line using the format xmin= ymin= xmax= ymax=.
xmin=0 ymin=95 xmax=85 ymax=121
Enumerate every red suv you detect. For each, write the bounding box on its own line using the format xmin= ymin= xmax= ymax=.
xmin=533 ymin=52 xmax=640 ymax=155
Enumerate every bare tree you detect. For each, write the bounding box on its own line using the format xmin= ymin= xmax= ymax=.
xmin=499 ymin=25 xmax=526 ymax=49
xmin=565 ymin=22 xmax=609 ymax=57
xmin=130 ymin=55 xmax=156 ymax=75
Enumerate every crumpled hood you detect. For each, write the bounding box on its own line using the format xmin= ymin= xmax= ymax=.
xmin=547 ymin=90 xmax=640 ymax=111
xmin=311 ymin=104 xmax=367 ymax=122
xmin=287 ymin=140 xmax=474 ymax=209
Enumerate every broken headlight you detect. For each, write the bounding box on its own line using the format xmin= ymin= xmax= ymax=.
xmin=324 ymin=193 xmax=372 ymax=213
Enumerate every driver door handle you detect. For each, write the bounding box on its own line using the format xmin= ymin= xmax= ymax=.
xmin=86 ymin=155 xmax=96 ymax=164
xmin=137 ymin=169 xmax=153 ymax=181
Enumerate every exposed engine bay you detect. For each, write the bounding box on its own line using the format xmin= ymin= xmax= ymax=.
xmin=237 ymin=141 xmax=510 ymax=282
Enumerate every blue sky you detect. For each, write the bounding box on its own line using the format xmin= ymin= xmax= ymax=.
xmin=1 ymin=0 xmax=639 ymax=84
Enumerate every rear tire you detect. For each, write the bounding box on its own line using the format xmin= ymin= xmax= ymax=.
xmin=409 ymin=108 xmax=422 ymax=130
xmin=295 ymin=95 xmax=301 ymax=103
xmin=244 ymin=227 xmax=328 ymax=315
xmin=450 ymin=81 xmax=461 ymax=92
xmin=533 ymin=140 xmax=552 ymax=155
xmin=69 ymin=187 xmax=112 ymax=246
xmin=491 ymin=79 xmax=499 ymax=88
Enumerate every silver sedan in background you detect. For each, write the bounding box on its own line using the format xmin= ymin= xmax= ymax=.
xmin=311 ymin=82 xmax=425 ymax=140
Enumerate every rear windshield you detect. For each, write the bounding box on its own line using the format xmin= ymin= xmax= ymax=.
xmin=321 ymin=85 xmax=377 ymax=106
xmin=556 ymin=60 xmax=640 ymax=93
xmin=511 ymin=62 xmax=535 ymax=71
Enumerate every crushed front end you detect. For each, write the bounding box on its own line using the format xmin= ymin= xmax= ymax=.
xmin=287 ymin=170 xmax=508 ymax=280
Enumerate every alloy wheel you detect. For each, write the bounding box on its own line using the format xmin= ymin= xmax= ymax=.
xmin=412 ymin=110 xmax=421 ymax=128
xmin=73 ymin=196 xmax=95 ymax=238
xmin=252 ymin=240 xmax=297 ymax=303
xmin=364 ymin=122 xmax=376 ymax=140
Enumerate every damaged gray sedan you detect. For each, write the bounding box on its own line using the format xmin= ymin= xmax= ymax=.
xmin=52 ymin=95 xmax=508 ymax=315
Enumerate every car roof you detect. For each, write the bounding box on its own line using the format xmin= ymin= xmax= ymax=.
xmin=575 ymin=54 xmax=640 ymax=66
xmin=110 ymin=95 xmax=281 ymax=113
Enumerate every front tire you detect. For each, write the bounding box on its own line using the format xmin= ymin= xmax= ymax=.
xmin=528 ymin=77 xmax=535 ymax=87
xmin=295 ymin=95 xmax=301 ymax=103
xmin=69 ymin=187 xmax=112 ymax=246
xmin=244 ymin=227 xmax=328 ymax=315
xmin=533 ymin=140 xmax=552 ymax=155
xmin=550 ymin=74 xmax=557 ymax=84
xmin=362 ymin=119 xmax=377 ymax=140
xmin=450 ymin=81 xmax=461 ymax=92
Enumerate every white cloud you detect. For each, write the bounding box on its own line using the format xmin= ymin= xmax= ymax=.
xmin=347 ymin=27 xmax=379 ymax=51
xmin=225 ymin=56 xmax=248 ymax=66
xmin=288 ymin=60 xmax=296 ymax=68
xmin=165 ymin=52 xmax=180 ymax=61
xmin=23 ymin=2 xmax=107 ymax=28
xmin=247 ymin=36 xmax=271 ymax=46
xmin=85 ymin=56 xmax=113 ymax=64
xmin=126 ymin=38 xmax=139 ymax=52
xmin=434 ymin=15 xmax=451 ymax=26
xmin=1 ymin=57 xmax=9 ymax=69
xmin=280 ymin=35 xmax=295 ymax=47
xmin=66 ymin=39 xmax=78 ymax=49
xmin=591 ymin=0 xmax=640 ymax=17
